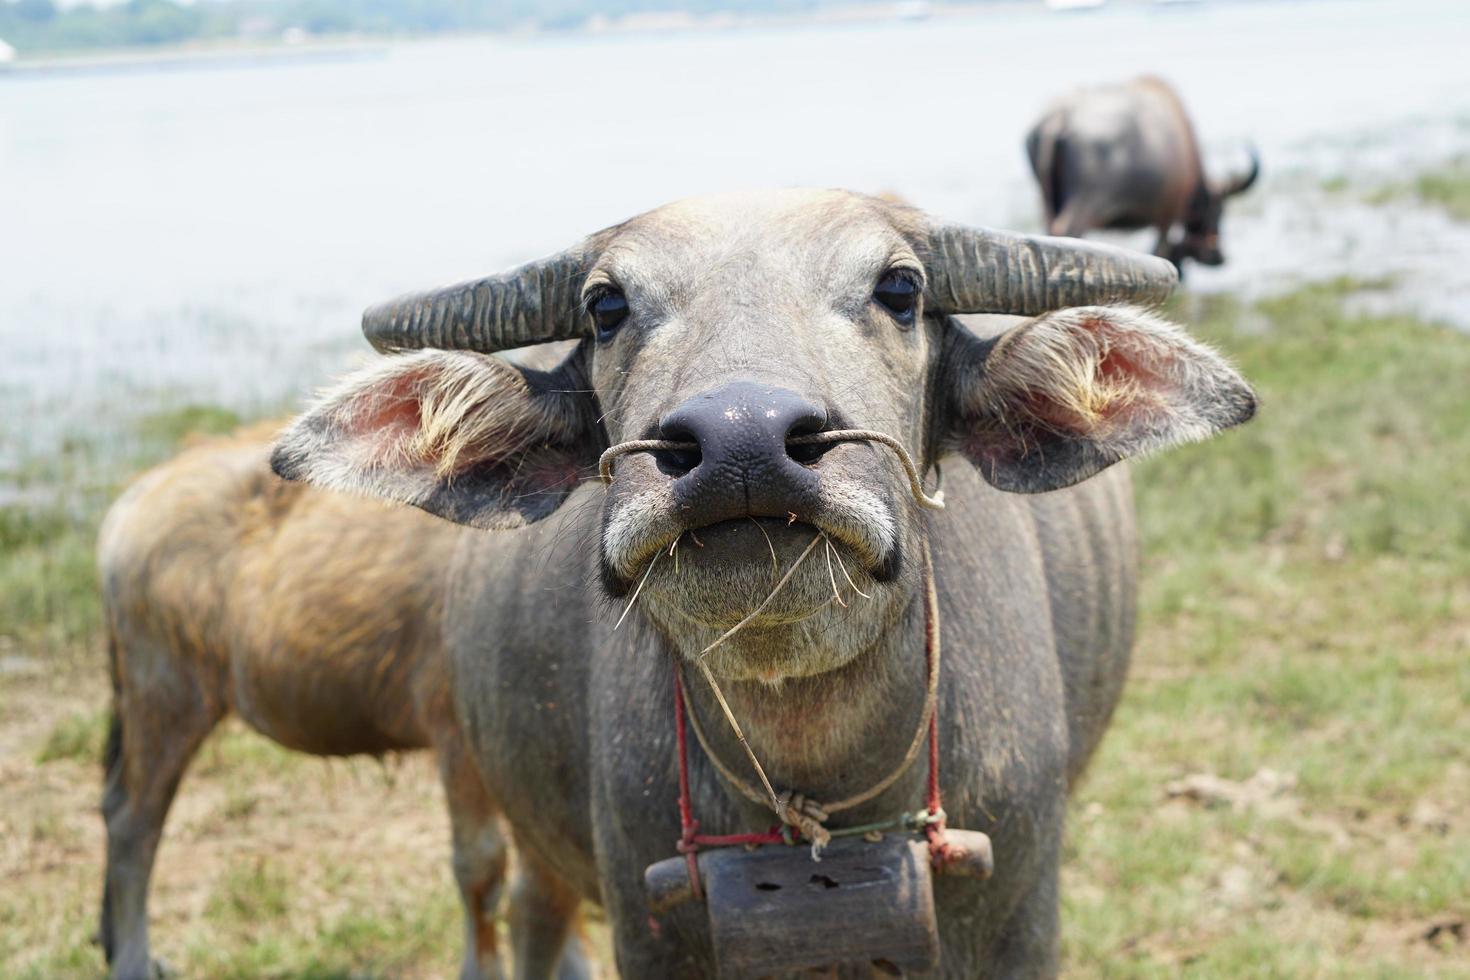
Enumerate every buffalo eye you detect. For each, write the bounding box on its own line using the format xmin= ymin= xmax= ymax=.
xmin=587 ymin=289 xmax=629 ymax=341
xmin=874 ymin=271 xmax=919 ymax=327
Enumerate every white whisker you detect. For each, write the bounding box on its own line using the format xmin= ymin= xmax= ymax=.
xmin=827 ymin=535 xmax=871 ymax=600
xmin=823 ymin=536 xmax=847 ymax=608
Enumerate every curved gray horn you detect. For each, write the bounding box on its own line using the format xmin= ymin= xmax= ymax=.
xmin=362 ymin=246 xmax=588 ymax=354
xmin=925 ymin=224 xmax=1178 ymax=316
xmin=1223 ymin=145 xmax=1261 ymax=196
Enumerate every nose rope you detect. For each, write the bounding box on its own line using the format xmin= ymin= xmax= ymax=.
xmin=597 ymin=430 xmax=945 ymax=511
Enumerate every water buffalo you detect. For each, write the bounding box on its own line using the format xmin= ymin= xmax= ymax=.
xmin=271 ymin=189 xmax=1255 ymax=976
xmin=96 ymin=424 xmax=589 ymax=980
xmin=1026 ymin=76 xmax=1260 ymax=270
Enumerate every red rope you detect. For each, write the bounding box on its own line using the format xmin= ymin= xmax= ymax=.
xmin=673 ymin=668 xmax=703 ymax=900
xmin=923 ymin=691 xmax=953 ymax=866
xmin=922 ymin=566 xmax=953 ymax=867
xmin=694 ymin=829 xmax=788 ymax=846
xmin=671 ymin=546 xmax=952 ymax=900
xmin=676 ymin=669 xmax=786 ymax=902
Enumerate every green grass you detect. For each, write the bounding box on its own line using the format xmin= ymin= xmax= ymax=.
xmin=35 ymin=709 xmax=110 ymax=765
xmin=136 ymin=404 xmax=242 ymax=445
xmin=1365 ymin=157 xmax=1470 ymax=221
xmin=1062 ymin=283 xmax=1470 ymax=976
xmin=193 ymin=722 xmax=311 ymax=780
xmin=1413 ymin=160 xmax=1470 ymax=221
xmin=4 ymin=847 xmax=465 ymax=980
xmin=207 ymin=858 xmax=293 ymax=922
xmin=178 ymin=854 xmax=463 ymax=980
xmin=0 ymin=404 xmax=255 ymax=659
xmin=0 ymin=505 xmax=100 ymax=656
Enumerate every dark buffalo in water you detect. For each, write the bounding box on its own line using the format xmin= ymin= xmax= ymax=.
xmin=260 ymin=189 xmax=1253 ymax=976
xmin=1027 ymin=76 xmax=1260 ymax=270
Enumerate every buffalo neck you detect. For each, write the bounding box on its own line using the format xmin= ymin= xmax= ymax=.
xmin=675 ymin=571 xmax=932 ymax=820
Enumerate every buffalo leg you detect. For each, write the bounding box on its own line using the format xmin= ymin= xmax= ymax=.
xmin=507 ymin=847 xmax=589 ymax=980
xmin=1154 ymin=225 xmax=1186 ymax=275
xmin=984 ymin=849 xmax=1061 ymax=979
xmin=1153 ymin=227 xmax=1169 ymax=257
xmin=1048 ymin=202 xmax=1092 ymax=239
xmin=100 ymin=639 xmax=222 ymax=980
xmin=438 ymin=733 xmax=511 ymax=980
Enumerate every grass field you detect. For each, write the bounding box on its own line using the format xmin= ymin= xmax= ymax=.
xmin=1367 ymin=157 xmax=1470 ymax=222
xmin=1 ymin=278 xmax=1467 ymax=977
xmin=1064 ymin=282 xmax=1470 ymax=977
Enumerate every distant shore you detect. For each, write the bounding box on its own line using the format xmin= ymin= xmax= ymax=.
xmin=0 ymin=38 xmax=391 ymax=79
xmin=0 ymin=1 xmax=1070 ymax=79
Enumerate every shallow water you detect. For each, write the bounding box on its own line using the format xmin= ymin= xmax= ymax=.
xmin=3 ymin=0 xmax=1469 ymax=476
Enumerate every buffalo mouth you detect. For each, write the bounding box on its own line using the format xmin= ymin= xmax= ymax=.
xmin=682 ymin=517 xmax=902 ymax=585
xmin=680 ymin=516 xmax=825 ymax=565
xmin=599 ymin=510 xmax=900 ymax=601
xmin=613 ymin=517 xmax=891 ymax=635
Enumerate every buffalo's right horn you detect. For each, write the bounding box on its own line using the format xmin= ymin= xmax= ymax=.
xmin=362 ymin=246 xmax=588 ymax=354
xmin=925 ymin=224 xmax=1179 ymax=316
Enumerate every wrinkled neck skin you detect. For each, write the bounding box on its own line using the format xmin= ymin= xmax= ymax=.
xmin=647 ymin=523 xmax=933 ymax=813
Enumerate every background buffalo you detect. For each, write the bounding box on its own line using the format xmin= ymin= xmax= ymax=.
xmin=1027 ymin=76 xmax=1260 ymax=270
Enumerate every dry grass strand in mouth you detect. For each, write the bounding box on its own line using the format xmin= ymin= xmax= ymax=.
xmin=691 ymin=654 xmax=784 ymax=815
xmin=750 ymin=516 xmax=780 ymax=582
xmin=616 ymin=528 xmax=845 ymax=835
xmin=614 ymin=547 xmax=662 ymax=631
xmin=687 ymin=529 xmax=828 ymax=819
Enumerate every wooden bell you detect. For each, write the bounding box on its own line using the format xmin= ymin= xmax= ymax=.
xmin=645 ymin=830 xmax=993 ymax=979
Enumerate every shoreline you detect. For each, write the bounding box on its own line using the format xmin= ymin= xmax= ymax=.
xmin=0 ymin=39 xmax=391 ymax=79
xmin=0 ymin=1 xmax=1059 ymax=79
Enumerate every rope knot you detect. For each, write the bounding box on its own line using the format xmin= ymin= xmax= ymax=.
xmin=778 ymin=791 xmax=833 ymax=858
xmin=676 ymin=818 xmax=701 ymax=855
xmin=923 ymin=807 xmax=955 ymax=869
xmin=781 ymin=792 xmax=830 ymax=824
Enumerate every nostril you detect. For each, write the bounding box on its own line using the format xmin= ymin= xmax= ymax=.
xmin=655 ymin=423 xmax=702 ymax=477
xmin=653 ymin=444 xmax=702 ymax=477
xmin=785 ymin=419 xmax=832 ymax=466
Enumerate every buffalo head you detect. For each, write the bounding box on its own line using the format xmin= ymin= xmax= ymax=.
xmin=273 ymin=190 xmax=1254 ymax=682
xmin=1179 ymin=148 xmax=1261 ymax=267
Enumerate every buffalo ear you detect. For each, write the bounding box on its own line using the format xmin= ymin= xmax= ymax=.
xmin=271 ymin=347 xmax=599 ymax=528
xmin=941 ymin=306 xmax=1255 ymax=493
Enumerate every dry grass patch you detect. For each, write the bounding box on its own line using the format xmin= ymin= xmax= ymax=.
xmin=0 ymin=673 xmax=468 ymax=979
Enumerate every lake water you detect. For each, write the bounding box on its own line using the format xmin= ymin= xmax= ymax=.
xmin=3 ymin=0 xmax=1469 ymax=480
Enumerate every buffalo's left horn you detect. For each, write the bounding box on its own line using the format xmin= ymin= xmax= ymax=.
xmin=362 ymin=246 xmax=588 ymax=354
xmin=1225 ymin=145 xmax=1261 ymax=196
xmin=925 ymin=225 xmax=1178 ymax=316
